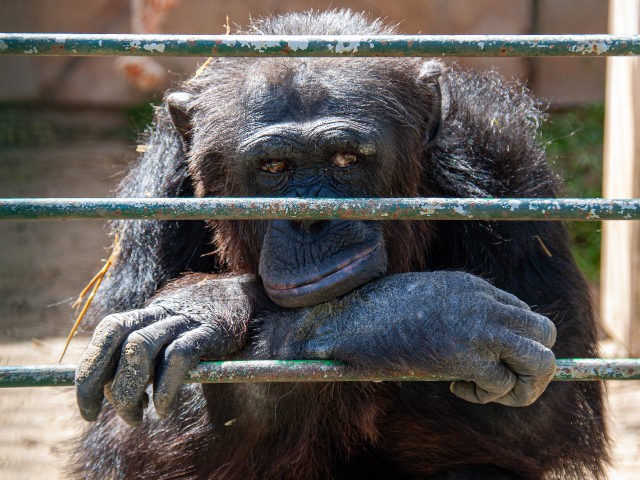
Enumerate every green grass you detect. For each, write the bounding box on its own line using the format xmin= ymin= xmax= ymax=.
xmin=540 ymin=104 xmax=604 ymax=283
xmin=123 ymin=102 xmax=156 ymax=141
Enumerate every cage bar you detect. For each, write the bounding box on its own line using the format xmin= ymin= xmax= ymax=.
xmin=1 ymin=33 xmax=640 ymax=57
xmin=1 ymin=197 xmax=639 ymax=221
xmin=0 ymin=359 xmax=639 ymax=388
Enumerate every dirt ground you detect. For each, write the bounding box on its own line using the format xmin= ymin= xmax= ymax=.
xmin=0 ymin=113 xmax=638 ymax=478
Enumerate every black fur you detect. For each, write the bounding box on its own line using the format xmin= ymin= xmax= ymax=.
xmin=70 ymin=10 xmax=607 ymax=479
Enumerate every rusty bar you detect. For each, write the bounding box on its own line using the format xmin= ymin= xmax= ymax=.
xmin=1 ymin=359 xmax=639 ymax=387
xmin=0 ymin=197 xmax=639 ymax=221
xmin=0 ymin=33 xmax=639 ymax=57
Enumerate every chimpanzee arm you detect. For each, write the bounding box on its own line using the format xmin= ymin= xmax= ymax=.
xmin=75 ymin=274 xmax=265 ymax=425
xmin=258 ymin=271 xmax=557 ymax=407
xmin=78 ymin=270 xmax=556 ymax=425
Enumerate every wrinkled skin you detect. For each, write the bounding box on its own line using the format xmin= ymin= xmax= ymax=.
xmin=76 ymin=275 xmax=258 ymax=423
xmin=70 ymin=10 xmax=606 ymax=480
xmin=77 ymin=272 xmax=556 ymax=424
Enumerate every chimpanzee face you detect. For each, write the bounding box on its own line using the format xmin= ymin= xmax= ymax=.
xmin=168 ymin=58 xmax=441 ymax=307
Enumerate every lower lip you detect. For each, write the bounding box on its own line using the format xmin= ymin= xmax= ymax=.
xmin=264 ymin=245 xmax=380 ymax=299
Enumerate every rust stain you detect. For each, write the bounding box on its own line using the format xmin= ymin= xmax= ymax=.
xmin=282 ymin=43 xmax=292 ymax=55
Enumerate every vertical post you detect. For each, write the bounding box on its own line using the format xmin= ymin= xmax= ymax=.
xmin=601 ymin=0 xmax=640 ymax=355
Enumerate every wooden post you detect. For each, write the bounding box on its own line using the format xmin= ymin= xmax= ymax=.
xmin=601 ymin=0 xmax=640 ymax=355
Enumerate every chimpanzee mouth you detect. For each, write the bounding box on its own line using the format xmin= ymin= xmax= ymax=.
xmin=263 ymin=243 xmax=387 ymax=308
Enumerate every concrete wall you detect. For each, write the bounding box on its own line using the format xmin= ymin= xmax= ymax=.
xmin=0 ymin=0 xmax=607 ymax=107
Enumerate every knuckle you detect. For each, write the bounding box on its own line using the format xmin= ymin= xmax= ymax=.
xmin=122 ymin=332 xmax=152 ymax=360
xmin=75 ymin=380 xmax=96 ymax=401
xmin=521 ymin=385 xmax=543 ymax=406
xmin=110 ymin=377 xmax=141 ymax=407
xmin=75 ymin=370 xmax=92 ymax=387
xmin=165 ymin=342 xmax=192 ymax=368
xmin=545 ymin=320 xmax=558 ymax=346
xmin=535 ymin=350 xmax=557 ymax=376
xmin=94 ymin=314 xmax=127 ymax=337
xmin=511 ymin=296 xmax=530 ymax=310
xmin=516 ymin=392 xmax=537 ymax=407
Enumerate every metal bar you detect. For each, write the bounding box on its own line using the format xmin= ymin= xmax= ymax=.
xmin=0 ymin=198 xmax=639 ymax=221
xmin=1 ymin=34 xmax=640 ymax=57
xmin=1 ymin=359 xmax=639 ymax=388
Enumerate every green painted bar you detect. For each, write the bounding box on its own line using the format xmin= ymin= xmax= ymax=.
xmin=1 ymin=33 xmax=640 ymax=57
xmin=0 ymin=198 xmax=639 ymax=221
xmin=1 ymin=359 xmax=639 ymax=387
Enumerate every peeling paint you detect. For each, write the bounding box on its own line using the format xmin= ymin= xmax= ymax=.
xmin=1 ymin=359 xmax=639 ymax=387
xmin=143 ymin=42 xmax=166 ymax=53
xmin=287 ymin=41 xmax=309 ymax=51
xmin=334 ymin=41 xmax=360 ymax=53
xmin=237 ymin=40 xmax=281 ymax=53
xmin=0 ymin=198 xmax=639 ymax=221
xmin=0 ymin=33 xmax=639 ymax=57
xmin=570 ymin=40 xmax=611 ymax=55
xmin=453 ymin=206 xmax=467 ymax=216
xmin=0 ymin=40 xmax=7 ymax=51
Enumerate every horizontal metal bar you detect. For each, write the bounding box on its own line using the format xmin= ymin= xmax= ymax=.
xmin=1 ymin=34 xmax=639 ymax=57
xmin=1 ymin=359 xmax=638 ymax=387
xmin=0 ymin=198 xmax=639 ymax=221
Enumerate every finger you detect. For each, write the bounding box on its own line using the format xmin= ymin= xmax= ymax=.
xmin=76 ymin=306 xmax=166 ymax=421
xmin=472 ymin=282 xmax=530 ymax=310
xmin=154 ymin=325 xmax=227 ymax=417
xmin=496 ymin=305 xmax=557 ymax=348
xmin=494 ymin=335 xmax=557 ymax=407
xmin=450 ymin=361 xmax=516 ymax=404
xmin=109 ymin=315 xmax=192 ymax=425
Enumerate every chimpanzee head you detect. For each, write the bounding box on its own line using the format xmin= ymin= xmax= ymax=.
xmin=165 ymin=42 xmax=443 ymax=308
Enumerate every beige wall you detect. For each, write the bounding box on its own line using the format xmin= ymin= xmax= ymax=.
xmin=0 ymin=0 xmax=607 ymax=107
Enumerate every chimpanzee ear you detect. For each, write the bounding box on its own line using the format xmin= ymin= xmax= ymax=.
xmin=166 ymin=91 xmax=194 ymax=146
xmin=417 ymin=60 xmax=449 ymax=146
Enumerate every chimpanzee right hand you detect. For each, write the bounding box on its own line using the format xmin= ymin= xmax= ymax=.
xmin=75 ymin=274 xmax=258 ymax=425
xmin=261 ymin=271 xmax=557 ymax=407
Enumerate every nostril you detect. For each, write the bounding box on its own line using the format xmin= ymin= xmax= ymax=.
xmin=290 ymin=220 xmax=327 ymax=235
xmin=301 ymin=220 xmax=315 ymax=233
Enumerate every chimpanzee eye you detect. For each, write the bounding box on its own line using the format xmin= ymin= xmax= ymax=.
xmin=332 ymin=152 xmax=359 ymax=168
xmin=260 ymin=159 xmax=288 ymax=174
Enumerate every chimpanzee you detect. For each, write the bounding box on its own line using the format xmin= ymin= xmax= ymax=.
xmin=69 ymin=10 xmax=607 ymax=480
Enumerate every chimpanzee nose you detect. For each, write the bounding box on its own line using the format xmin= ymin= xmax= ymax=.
xmin=288 ymin=183 xmax=328 ymax=234
xmin=290 ymin=219 xmax=327 ymax=235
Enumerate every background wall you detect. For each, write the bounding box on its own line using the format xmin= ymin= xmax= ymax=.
xmin=0 ymin=0 xmax=607 ymax=107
